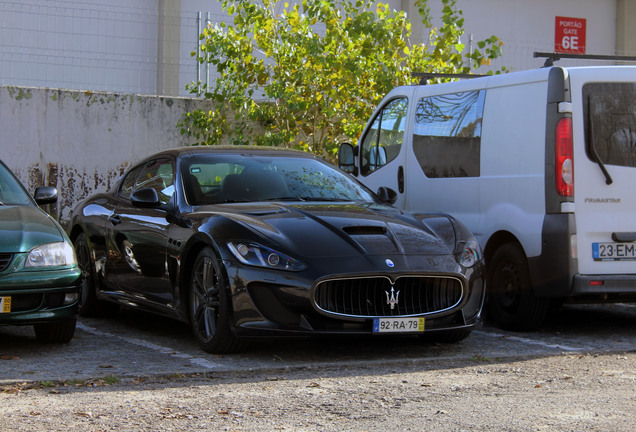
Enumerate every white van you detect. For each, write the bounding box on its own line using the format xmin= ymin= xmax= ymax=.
xmin=339 ymin=65 xmax=636 ymax=331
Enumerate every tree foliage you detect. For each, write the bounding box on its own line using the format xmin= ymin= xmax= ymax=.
xmin=180 ymin=0 xmax=504 ymax=158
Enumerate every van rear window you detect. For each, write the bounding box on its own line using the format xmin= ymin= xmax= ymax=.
xmin=412 ymin=90 xmax=485 ymax=178
xmin=583 ymin=83 xmax=636 ymax=169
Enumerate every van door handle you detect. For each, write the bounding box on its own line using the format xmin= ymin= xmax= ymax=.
xmin=108 ymin=215 xmax=121 ymax=226
xmin=612 ymin=232 xmax=636 ymax=242
xmin=397 ymin=166 xmax=404 ymax=194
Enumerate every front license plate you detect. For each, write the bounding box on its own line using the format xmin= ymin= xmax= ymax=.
xmin=593 ymin=242 xmax=636 ymax=261
xmin=1 ymin=296 xmax=11 ymax=313
xmin=373 ymin=317 xmax=425 ymax=333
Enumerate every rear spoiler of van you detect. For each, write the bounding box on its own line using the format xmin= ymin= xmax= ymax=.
xmin=534 ymin=52 xmax=636 ymax=67
xmin=412 ymin=72 xmax=486 ymax=85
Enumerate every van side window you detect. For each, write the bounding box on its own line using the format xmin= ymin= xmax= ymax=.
xmin=413 ymin=90 xmax=485 ymax=178
xmin=584 ymin=83 xmax=636 ymax=169
xmin=360 ymin=98 xmax=408 ymax=176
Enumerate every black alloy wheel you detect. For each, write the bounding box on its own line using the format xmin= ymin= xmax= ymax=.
xmin=487 ymin=243 xmax=550 ymax=331
xmin=189 ymin=247 xmax=241 ymax=353
xmin=73 ymin=233 xmax=118 ymax=316
xmin=74 ymin=233 xmax=99 ymax=316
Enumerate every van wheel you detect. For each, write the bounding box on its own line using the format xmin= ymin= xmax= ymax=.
xmin=487 ymin=243 xmax=550 ymax=331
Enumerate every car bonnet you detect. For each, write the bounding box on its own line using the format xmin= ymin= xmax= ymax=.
xmin=213 ymin=202 xmax=455 ymax=258
xmin=0 ymin=205 xmax=65 ymax=253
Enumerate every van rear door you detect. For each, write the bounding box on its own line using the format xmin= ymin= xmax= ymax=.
xmin=570 ymin=68 xmax=636 ymax=279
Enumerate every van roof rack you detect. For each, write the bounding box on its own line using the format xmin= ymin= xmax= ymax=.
xmin=534 ymin=52 xmax=636 ymax=67
xmin=412 ymin=72 xmax=486 ymax=85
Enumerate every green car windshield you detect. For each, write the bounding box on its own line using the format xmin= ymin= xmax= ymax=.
xmin=0 ymin=163 xmax=33 ymax=206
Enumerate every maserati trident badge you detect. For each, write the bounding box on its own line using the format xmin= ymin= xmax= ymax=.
xmin=385 ymin=259 xmax=394 ymax=268
xmin=385 ymin=286 xmax=400 ymax=310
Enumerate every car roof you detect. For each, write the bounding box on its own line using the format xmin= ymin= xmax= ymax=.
xmin=145 ymin=145 xmax=317 ymax=161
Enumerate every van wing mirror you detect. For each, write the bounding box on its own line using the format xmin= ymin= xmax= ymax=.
xmin=377 ymin=186 xmax=397 ymax=205
xmin=338 ymin=143 xmax=358 ymax=175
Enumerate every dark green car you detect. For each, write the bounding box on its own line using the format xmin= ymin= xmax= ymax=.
xmin=0 ymin=160 xmax=82 ymax=343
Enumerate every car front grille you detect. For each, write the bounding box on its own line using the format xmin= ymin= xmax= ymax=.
xmin=0 ymin=253 xmax=13 ymax=272
xmin=314 ymin=276 xmax=463 ymax=318
xmin=9 ymin=294 xmax=43 ymax=312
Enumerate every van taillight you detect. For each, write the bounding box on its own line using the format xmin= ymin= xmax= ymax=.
xmin=555 ymin=117 xmax=574 ymax=197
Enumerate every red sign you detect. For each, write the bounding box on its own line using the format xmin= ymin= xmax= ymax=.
xmin=555 ymin=16 xmax=586 ymax=54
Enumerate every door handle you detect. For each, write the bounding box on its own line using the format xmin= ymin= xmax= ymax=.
xmin=108 ymin=214 xmax=121 ymax=226
xmin=397 ymin=166 xmax=404 ymax=194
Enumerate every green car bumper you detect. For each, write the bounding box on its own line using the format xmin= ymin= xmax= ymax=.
xmin=0 ymin=267 xmax=82 ymax=325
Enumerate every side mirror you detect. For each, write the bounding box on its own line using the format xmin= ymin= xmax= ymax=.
xmin=377 ymin=186 xmax=397 ymax=205
xmin=338 ymin=143 xmax=358 ymax=175
xmin=34 ymin=186 xmax=58 ymax=205
xmin=131 ymin=188 xmax=161 ymax=208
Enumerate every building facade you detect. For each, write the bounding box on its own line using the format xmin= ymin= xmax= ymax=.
xmin=1 ymin=0 xmax=635 ymax=96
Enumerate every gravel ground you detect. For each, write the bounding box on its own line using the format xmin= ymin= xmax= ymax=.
xmin=1 ymin=351 xmax=634 ymax=431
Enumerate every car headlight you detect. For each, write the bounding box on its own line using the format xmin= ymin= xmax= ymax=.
xmin=458 ymin=238 xmax=482 ymax=268
xmin=227 ymin=242 xmax=305 ymax=271
xmin=25 ymin=242 xmax=76 ymax=268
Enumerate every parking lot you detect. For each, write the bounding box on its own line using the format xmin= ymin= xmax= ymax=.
xmin=0 ymin=303 xmax=635 ymax=431
xmin=1 ymin=303 xmax=635 ymax=385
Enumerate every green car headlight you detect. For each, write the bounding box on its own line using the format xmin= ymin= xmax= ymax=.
xmin=25 ymin=242 xmax=77 ymax=268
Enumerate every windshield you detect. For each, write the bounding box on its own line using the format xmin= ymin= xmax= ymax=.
xmin=0 ymin=162 xmax=33 ymax=206
xmin=181 ymin=153 xmax=377 ymax=205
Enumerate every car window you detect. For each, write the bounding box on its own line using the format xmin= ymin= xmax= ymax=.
xmin=360 ymin=98 xmax=408 ymax=176
xmin=413 ymin=90 xmax=484 ymax=178
xmin=118 ymin=165 xmax=144 ymax=199
xmin=182 ymin=154 xmax=376 ymax=204
xmin=0 ymin=162 xmax=33 ymax=206
xmin=584 ymin=83 xmax=636 ymax=169
xmin=134 ymin=159 xmax=175 ymax=204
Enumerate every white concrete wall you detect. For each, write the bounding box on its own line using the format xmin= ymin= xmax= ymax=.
xmin=0 ymin=85 xmax=208 ymax=225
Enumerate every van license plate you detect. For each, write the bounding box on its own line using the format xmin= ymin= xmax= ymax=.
xmin=1 ymin=296 xmax=11 ymax=313
xmin=593 ymin=242 xmax=636 ymax=261
xmin=373 ymin=317 xmax=425 ymax=333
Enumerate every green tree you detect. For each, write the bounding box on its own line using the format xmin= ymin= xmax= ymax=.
xmin=180 ymin=0 xmax=504 ymax=159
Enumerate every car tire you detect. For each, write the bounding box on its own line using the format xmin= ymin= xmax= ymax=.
xmin=34 ymin=318 xmax=76 ymax=343
xmin=189 ymin=247 xmax=242 ymax=354
xmin=487 ymin=243 xmax=550 ymax=331
xmin=74 ymin=233 xmax=119 ymax=316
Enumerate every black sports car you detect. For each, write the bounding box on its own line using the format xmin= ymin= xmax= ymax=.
xmin=69 ymin=147 xmax=485 ymax=353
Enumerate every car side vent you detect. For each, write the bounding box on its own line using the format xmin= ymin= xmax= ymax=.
xmin=0 ymin=253 xmax=13 ymax=272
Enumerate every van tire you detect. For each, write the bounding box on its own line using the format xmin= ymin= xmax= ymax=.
xmin=487 ymin=243 xmax=550 ymax=331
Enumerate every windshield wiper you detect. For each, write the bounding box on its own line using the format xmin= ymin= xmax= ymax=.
xmin=212 ymin=199 xmax=251 ymax=204
xmin=298 ymin=197 xmax=348 ymax=202
xmin=587 ymin=95 xmax=613 ymax=185
xmin=262 ymin=196 xmax=305 ymax=202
